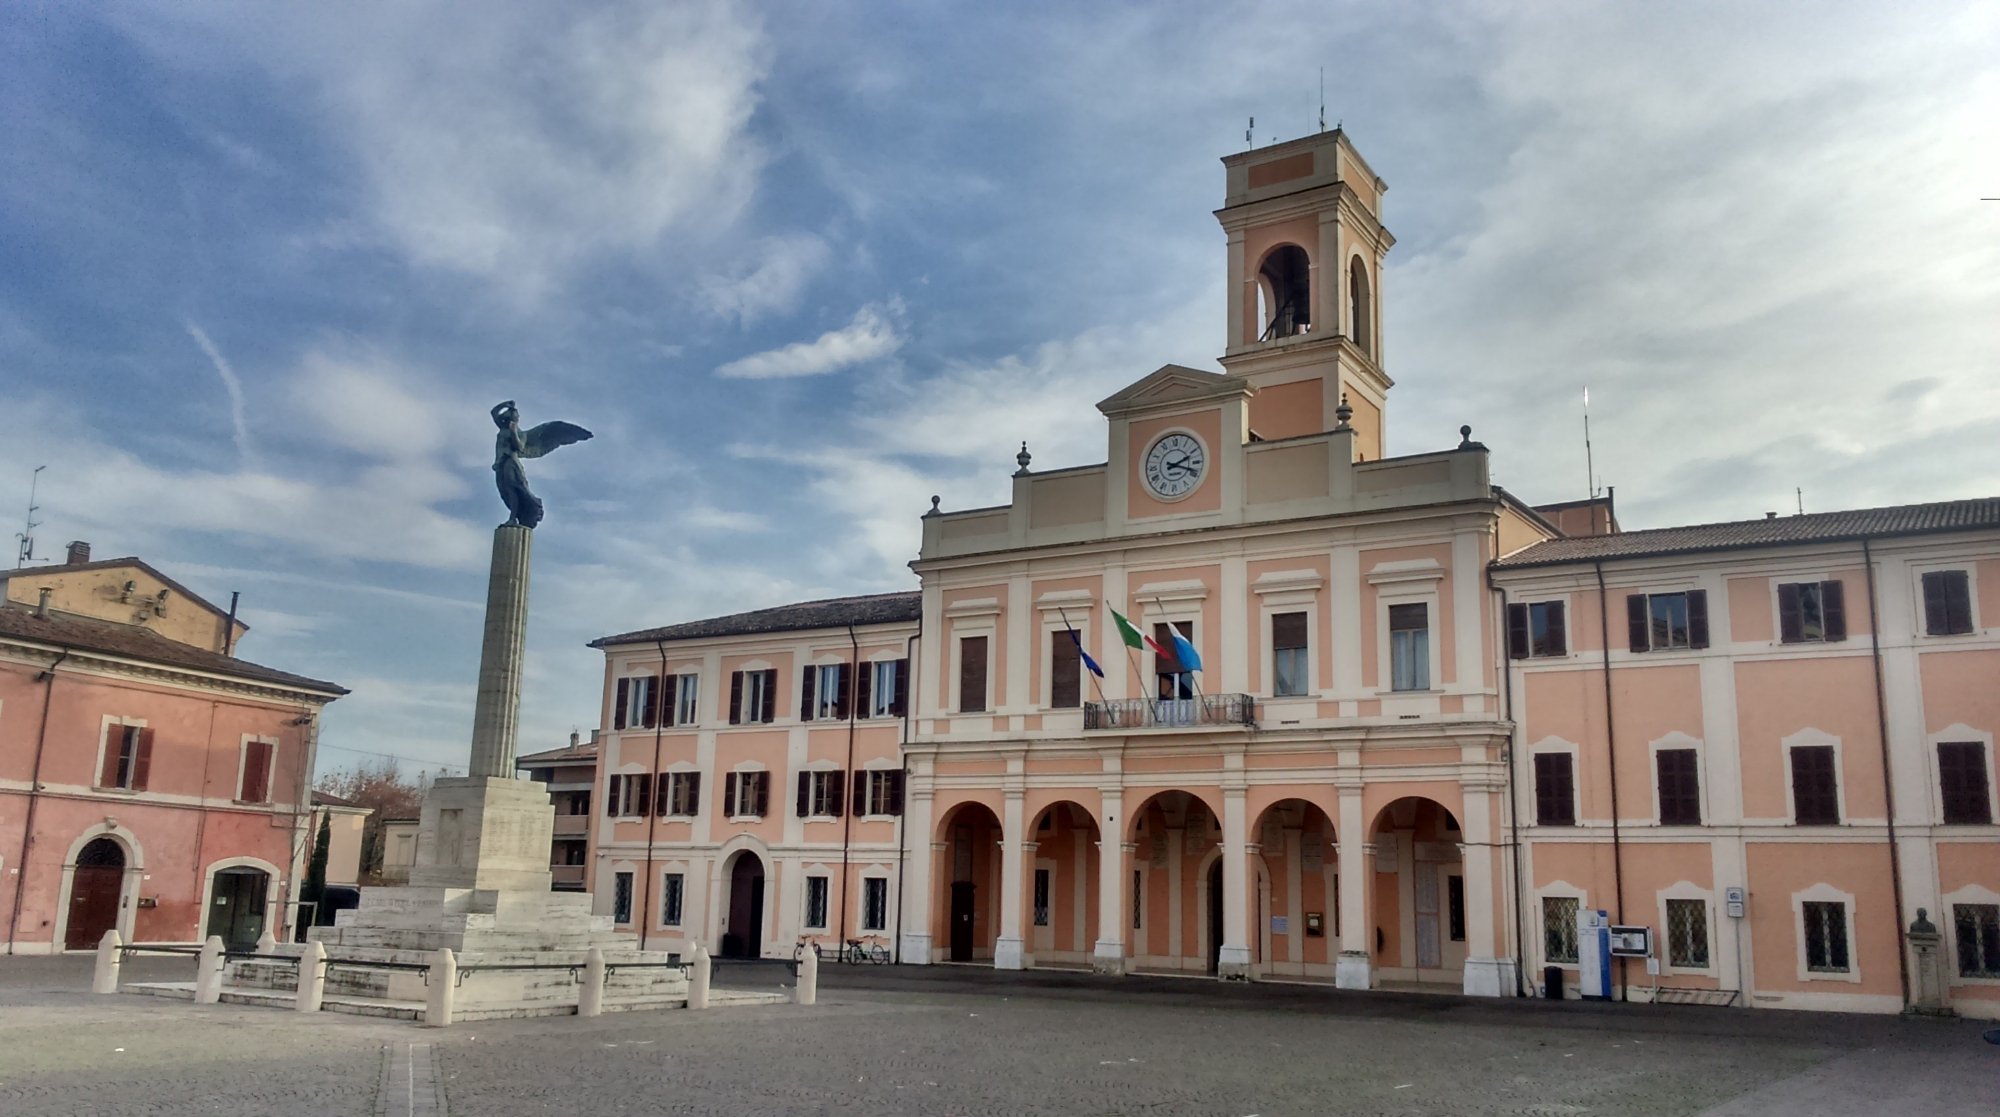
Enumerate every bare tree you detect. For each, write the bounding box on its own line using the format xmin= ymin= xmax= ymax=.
xmin=316 ymin=759 xmax=429 ymax=884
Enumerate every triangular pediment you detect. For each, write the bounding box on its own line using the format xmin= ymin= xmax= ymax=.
xmin=1096 ymin=364 xmax=1252 ymax=417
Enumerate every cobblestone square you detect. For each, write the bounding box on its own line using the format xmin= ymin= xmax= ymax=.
xmin=1 ymin=957 xmax=1992 ymax=1116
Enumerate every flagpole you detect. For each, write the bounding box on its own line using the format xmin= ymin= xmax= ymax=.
xmin=1056 ymin=606 xmax=1111 ymax=710
xmin=1145 ymin=596 xmax=1205 ymax=705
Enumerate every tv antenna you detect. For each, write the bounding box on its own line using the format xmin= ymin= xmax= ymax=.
xmin=16 ymin=465 xmax=45 ymax=568
xmin=1319 ymin=69 xmax=1326 ymax=133
xmin=1245 ymin=116 xmax=1255 ymax=149
xmin=1582 ymin=388 xmax=1598 ymax=499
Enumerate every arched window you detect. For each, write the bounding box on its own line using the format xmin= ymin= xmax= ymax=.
xmin=1348 ymin=256 xmax=1371 ymax=355
xmin=1258 ymin=245 xmax=1311 ymax=340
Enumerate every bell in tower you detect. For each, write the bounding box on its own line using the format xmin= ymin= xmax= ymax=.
xmin=1215 ymin=128 xmax=1394 ymax=460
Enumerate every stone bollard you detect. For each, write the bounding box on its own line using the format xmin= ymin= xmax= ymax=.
xmin=425 ymin=948 xmax=456 ymax=1028
xmin=295 ymin=940 xmax=327 ymax=1014
xmin=93 ymin=929 xmax=123 ymax=994
xmin=687 ymin=943 xmax=711 ymax=1010
xmin=796 ymin=940 xmax=818 ymax=1007
xmin=578 ymin=947 xmax=606 ymax=1018
xmin=194 ymin=936 xmax=226 ymax=1005
xmin=256 ymin=926 xmax=278 ymax=955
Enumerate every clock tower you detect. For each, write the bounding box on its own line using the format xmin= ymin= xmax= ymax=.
xmin=1215 ymin=128 xmax=1393 ymax=461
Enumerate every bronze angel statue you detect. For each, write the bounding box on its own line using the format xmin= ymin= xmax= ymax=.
xmin=491 ymin=400 xmax=592 ymax=528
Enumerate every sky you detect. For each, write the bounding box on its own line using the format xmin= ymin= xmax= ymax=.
xmin=2 ymin=1 xmax=1996 ymax=779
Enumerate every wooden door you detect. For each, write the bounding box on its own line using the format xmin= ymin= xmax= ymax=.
xmin=1414 ymin=862 xmax=1442 ymax=970
xmin=65 ymin=837 xmax=126 ymax=950
xmin=949 ymin=881 xmax=975 ymax=961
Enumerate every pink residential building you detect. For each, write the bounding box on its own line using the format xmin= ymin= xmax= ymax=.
xmin=0 ymin=544 xmax=346 ymax=952
xmin=586 ymin=129 xmax=1997 ymax=1015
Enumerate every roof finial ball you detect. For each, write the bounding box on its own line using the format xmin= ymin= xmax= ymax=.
xmin=1334 ymin=394 xmax=1354 ymax=432
xmin=1015 ymin=441 xmax=1032 ymax=476
xmin=926 ymin=495 xmax=942 ymax=517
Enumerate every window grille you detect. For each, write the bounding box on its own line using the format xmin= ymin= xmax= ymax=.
xmin=1666 ymin=898 xmax=1709 ymax=968
xmin=1955 ymin=904 xmax=2000 ymax=978
xmin=1543 ymin=896 xmax=1580 ymax=964
xmin=1803 ymin=901 xmax=1849 ymax=973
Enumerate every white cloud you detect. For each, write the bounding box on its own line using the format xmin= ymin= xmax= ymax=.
xmin=698 ymin=234 xmax=832 ymax=325
xmin=184 ymin=321 xmax=253 ymax=464
xmin=714 ymin=301 xmax=904 ymax=379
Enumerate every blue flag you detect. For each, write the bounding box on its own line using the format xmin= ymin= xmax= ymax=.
xmin=1168 ymin=629 xmax=1203 ymax=673
xmin=1066 ymin=628 xmax=1105 ymax=678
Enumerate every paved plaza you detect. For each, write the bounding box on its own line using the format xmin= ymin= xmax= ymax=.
xmin=0 ymin=955 xmax=1993 ymax=1116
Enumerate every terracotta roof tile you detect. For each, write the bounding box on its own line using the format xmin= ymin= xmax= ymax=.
xmin=1493 ymin=496 xmax=2000 ymax=569
xmin=0 ymin=603 xmax=345 ymax=695
xmin=590 ymin=589 xmax=921 ymax=648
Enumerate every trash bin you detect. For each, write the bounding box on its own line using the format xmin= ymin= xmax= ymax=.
xmin=1544 ymin=965 xmax=1565 ymax=1000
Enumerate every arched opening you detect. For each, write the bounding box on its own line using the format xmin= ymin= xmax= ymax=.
xmin=1252 ymin=798 xmax=1339 ymax=981
xmin=65 ymin=837 xmax=126 ymax=950
xmin=1348 ymin=256 xmax=1371 ymax=355
xmin=1125 ymin=789 xmax=1223 ymax=974
xmin=1027 ymin=801 xmax=1100 ymax=969
xmin=1368 ymin=795 xmax=1465 ymax=990
xmin=936 ymin=802 xmax=1003 ymax=963
xmin=720 ymin=850 xmax=767 ymax=959
xmin=207 ymin=866 xmax=271 ymax=951
xmin=1258 ymin=244 xmax=1312 ymax=340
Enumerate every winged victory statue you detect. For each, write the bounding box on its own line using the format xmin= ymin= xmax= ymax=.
xmin=490 ymin=400 xmax=593 ymax=528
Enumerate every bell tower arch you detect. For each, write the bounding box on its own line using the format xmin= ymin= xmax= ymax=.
xmin=1215 ymin=129 xmax=1393 ymax=460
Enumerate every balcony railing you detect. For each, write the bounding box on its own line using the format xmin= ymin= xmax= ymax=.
xmin=552 ymin=815 xmax=590 ymax=837
xmin=549 ymin=864 xmax=587 ymax=887
xmin=1083 ymin=693 xmax=1256 ymax=731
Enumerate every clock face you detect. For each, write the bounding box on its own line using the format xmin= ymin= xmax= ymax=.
xmin=1142 ymin=432 xmax=1207 ymax=500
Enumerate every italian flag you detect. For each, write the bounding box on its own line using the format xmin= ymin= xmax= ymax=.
xmin=1109 ymin=605 xmax=1174 ymax=662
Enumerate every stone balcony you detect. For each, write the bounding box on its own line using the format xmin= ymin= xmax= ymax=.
xmin=1083 ymin=693 xmax=1256 ymax=732
xmin=552 ymin=814 xmax=590 ymax=837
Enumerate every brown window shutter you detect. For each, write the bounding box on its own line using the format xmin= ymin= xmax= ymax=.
xmin=796 ymin=771 xmax=812 ymax=818
xmin=1687 ymin=590 xmax=1710 ymax=649
xmin=613 ymin=677 xmax=630 ymax=730
xmin=959 ymin=636 xmax=988 ymax=713
xmin=851 ymin=770 xmax=868 ymax=814
xmin=243 ymin=740 xmax=272 ymax=802
xmin=647 ymin=675 xmax=664 ymax=727
xmin=887 ymin=770 xmax=906 ymax=816
xmin=99 ymin=729 xmax=124 ymax=788
xmin=760 ymin=670 xmax=777 ymax=722
xmin=1050 ymin=634 xmax=1080 ymax=709
xmin=829 ymin=772 xmax=845 ymax=817
xmin=659 ymin=674 xmax=676 ymax=725
xmin=834 ymin=663 xmax=852 ymax=721
xmin=686 ymin=772 xmax=700 ymax=815
xmin=634 ymin=772 xmax=652 ymax=817
xmin=1626 ymin=594 xmax=1649 ymax=652
xmin=1272 ymin=612 xmax=1307 ymax=651
xmin=1790 ymin=746 xmax=1838 ymax=824
xmin=1821 ymin=580 xmax=1847 ymax=641
xmin=1777 ymin=583 xmax=1803 ymax=643
xmin=800 ymin=665 xmax=817 ymax=721
xmin=130 ymin=728 xmax=154 ymax=791
xmin=655 ymin=773 xmax=671 ymax=816
xmin=892 ymin=658 xmax=910 ymax=717
xmin=1534 ymin=753 xmax=1575 ymax=826
xmin=728 ymin=672 xmax=744 ymax=725
xmin=1506 ymin=603 xmax=1529 ymax=660
xmin=855 ymin=663 xmax=873 ymax=718
xmin=752 ymin=771 xmax=770 ymax=816
xmin=723 ymin=772 xmax=737 ymax=816
xmin=607 ymin=775 xmax=623 ymax=816
xmin=1547 ymin=602 xmax=1568 ymax=656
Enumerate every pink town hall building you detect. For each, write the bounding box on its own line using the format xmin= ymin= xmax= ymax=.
xmin=588 ymin=129 xmax=1999 ymax=1016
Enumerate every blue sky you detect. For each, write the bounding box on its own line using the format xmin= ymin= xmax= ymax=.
xmin=3 ymin=1 xmax=1996 ymax=777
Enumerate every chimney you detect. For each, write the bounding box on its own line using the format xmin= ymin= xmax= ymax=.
xmin=569 ymin=730 xmax=581 ymax=749
xmin=66 ymin=540 xmax=90 ymax=565
xmin=1766 ymin=511 xmax=1778 ymax=520
xmin=36 ymin=588 xmax=52 ymax=618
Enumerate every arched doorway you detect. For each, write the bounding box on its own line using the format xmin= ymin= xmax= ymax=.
xmin=1027 ymin=802 xmax=1099 ymax=969
xmin=1369 ymin=796 xmax=1465 ymax=989
xmin=1125 ymin=790 xmax=1223 ymax=974
xmin=65 ymin=837 xmax=126 ymax=949
xmin=721 ymin=852 xmax=766 ymax=959
xmin=207 ymin=867 xmax=271 ymax=951
xmin=1252 ymin=798 xmax=1338 ymax=981
xmin=936 ymin=802 xmax=1002 ymax=963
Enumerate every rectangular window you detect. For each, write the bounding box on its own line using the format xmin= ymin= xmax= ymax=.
xmin=673 ymin=675 xmax=699 ymax=725
xmin=1543 ymin=896 xmax=1580 ymax=964
xmin=1033 ymin=868 xmax=1051 ymax=927
xmin=1534 ymin=753 xmax=1577 ymax=826
xmin=869 ymin=660 xmax=901 ymax=718
xmin=98 ymin=723 xmax=152 ymax=791
xmin=661 ymin=872 xmax=684 ymax=927
xmin=1954 ymin=904 xmax=2000 ymax=978
xmin=1938 ymin=742 xmax=1993 ymax=825
xmin=805 ymin=662 xmax=846 ymax=722
xmin=1789 ymin=745 xmax=1840 ymax=825
xmin=1447 ymin=875 xmax=1466 ymax=942
xmin=1049 ymin=631 xmax=1082 ymax=709
xmin=1803 ymin=900 xmax=1850 ymax=973
xmin=1625 ymin=591 xmax=1710 ymax=652
xmin=1154 ymin=622 xmax=1195 ymax=700
xmin=239 ymin=738 xmax=274 ymax=803
xmin=613 ymin=676 xmax=658 ymax=730
xmin=799 ymin=770 xmax=844 ymax=818
xmin=804 ymin=876 xmax=829 ymax=930
xmin=612 ymin=871 xmax=634 ymax=925
xmin=1132 ymin=870 xmax=1143 ymax=930
xmin=657 ymin=772 xmax=701 ymax=817
xmin=1666 ymin=898 xmax=1710 ymax=968
xmin=855 ymin=769 xmax=905 ymax=817
xmin=729 ymin=669 xmax=777 ymax=725
xmin=1272 ymin=611 xmax=1309 ymax=696
xmin=616 ymin=774 xmax=651 ymax=817
xmin=1656 ymin=748 xmax=1702 ymax=825
xmin=862 ymin=878 xmax=888 ymax=932
xmin=1507 ymin=601 xmax=1569 ymax=659
xmin=958 ymin=636 xmax=989 ymax=713
xmin=1922 ymin=570 xmax=1974 ymax=636
xmin=1777 ymin=580 xmax=1847 ymax=643
xmin=1389 ymin=603 xmax=1430 ymax=691
xmin=724 ymin=771 xmax=769 ymax=818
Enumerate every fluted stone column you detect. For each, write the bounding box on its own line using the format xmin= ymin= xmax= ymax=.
xmin=470 ymin=524 xmax=532 ymax=778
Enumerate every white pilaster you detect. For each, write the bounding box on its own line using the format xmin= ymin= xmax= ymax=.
xmin=1336 ymin=786 xmax=1372 ymax=989
xmin=994 ymin=790 xmax=1027 ymax=969
xmin=899 ymin=782 xmax=936 ymax=964
xmin=1218 ymin=787 xmax=1252 ymax=979
xmin=1458 ymin=779 xmax=1513 ymax=997
xmin=1092 ymin=789 xmax=1128 ymax=974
